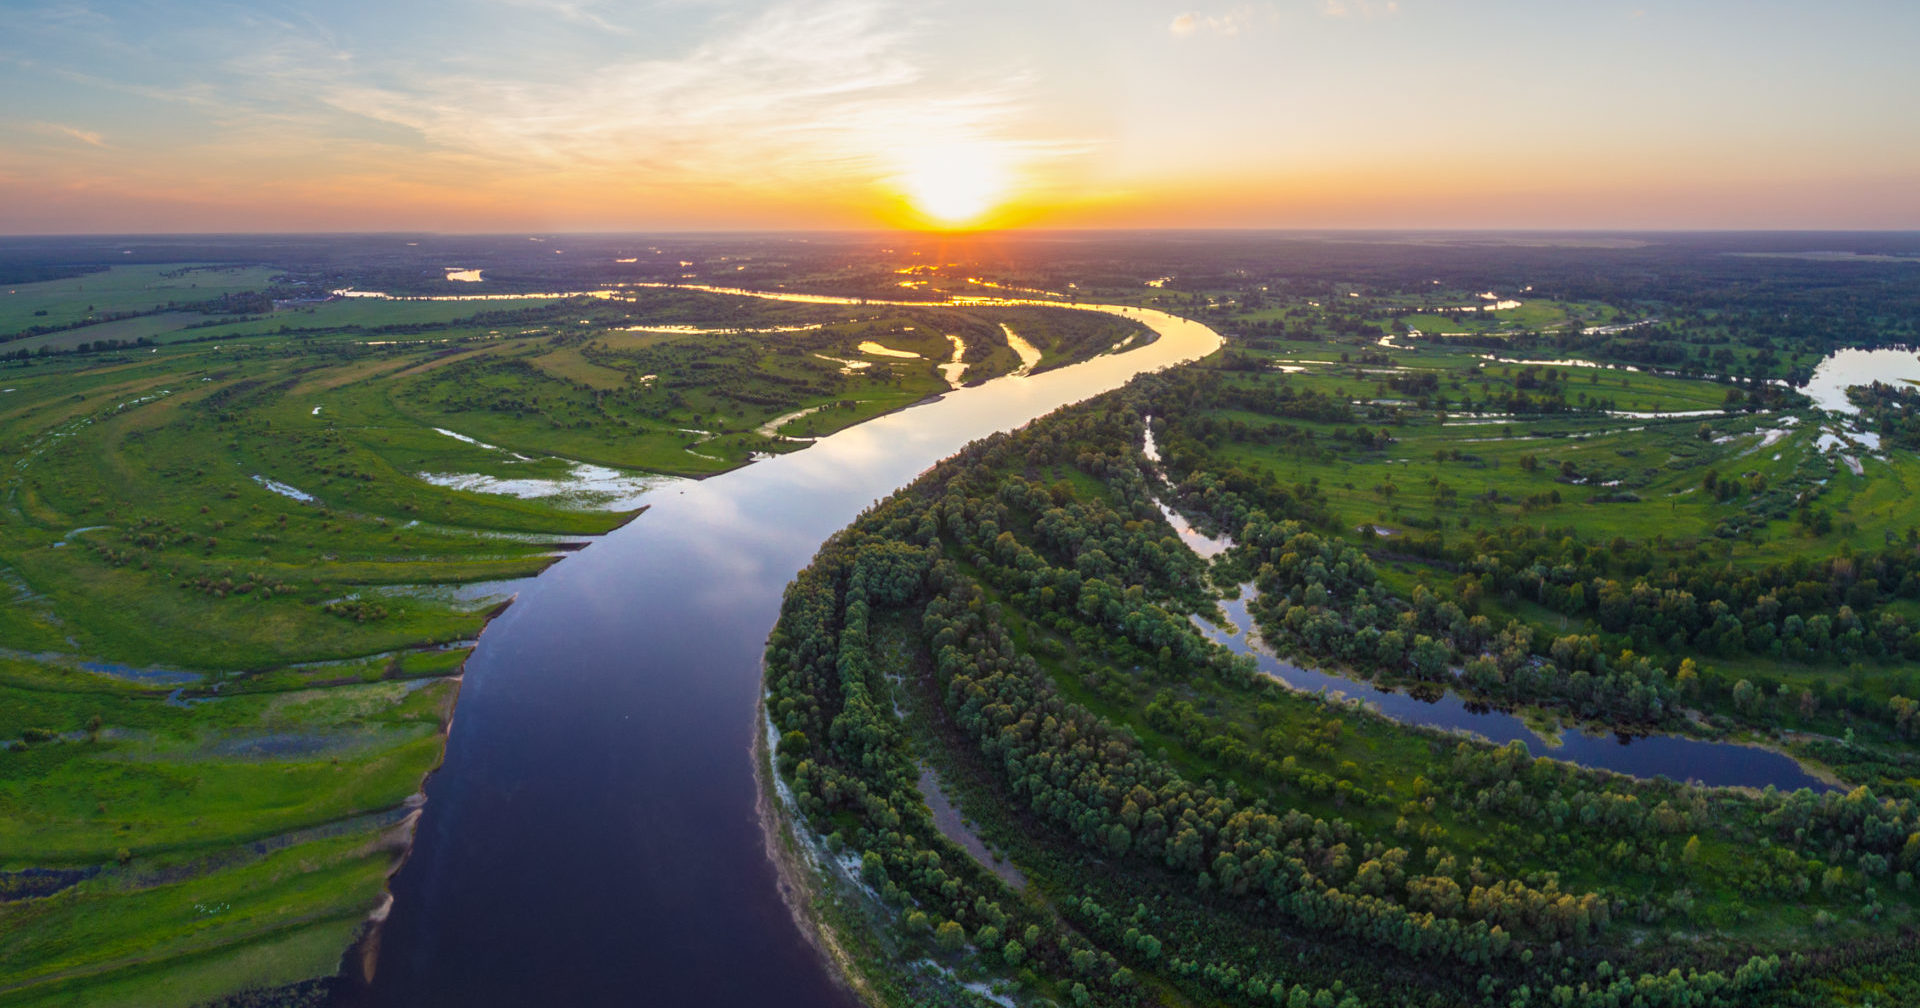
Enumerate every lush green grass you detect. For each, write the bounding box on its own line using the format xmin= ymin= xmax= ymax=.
xmin=0 ymin=665 xmax=450 ymax=1003
xmin=1 ymin=837 xmax=386 ymax=1007
xmin=0 ymin=285 xmax=1152 ymax=671
xmin=5 ymin=313 xmax=210 ymax=353
xmin=175 ymin=296 xmax=573 ymax=343
xmin=6 ymin=916 xmax=356 ymax=1008
xmin=0 ymin=266 xmax=282 ymax=337
xmin=0 ymin=278 xmax=1156 ymax=1003
xmin=1184 ymin=340 xmax=1903 ymax=565
xmin=0 ymin=676 xmax=452 ymax=861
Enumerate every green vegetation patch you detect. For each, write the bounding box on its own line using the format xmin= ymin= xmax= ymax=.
xmin=765 ymin=361 xmax=1920 ymax=1007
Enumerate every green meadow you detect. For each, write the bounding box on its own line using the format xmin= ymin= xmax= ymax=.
xmin=0 ymin=265 xmax=283 ymax=336
xmin=0 ymin=272 xmax=1149 ymax=1003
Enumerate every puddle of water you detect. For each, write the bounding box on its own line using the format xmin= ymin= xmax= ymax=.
xmin=81 ymin=660 xmax=204 ymax=686
xmin=856 ymin=341 xmax=920 ymax=359
xmin=916 ymin=767 xmax=1025 ymax=889
xmin=940 ymin=335 xmax=968 ymax=387
xmin=417 ymin=464 xmax=680 ymax=511
xmin=812 ymin=354 xmax=871 ymax=373
xmin=252 ymin=475 xmax=316 ymax=503
xmin=758 ymin=405 xmax=831 ymax=439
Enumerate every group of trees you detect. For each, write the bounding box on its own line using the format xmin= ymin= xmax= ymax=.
xmin=759 ymin=245 xmax=1920 ymax=1005
xmin=1849 ymin=382 xmax=1920 ymax=450
xmin=1137 ymin=360 xmax=1920 ymax=748
xmin=762 ymin=383 xmax=1876 ymax=1006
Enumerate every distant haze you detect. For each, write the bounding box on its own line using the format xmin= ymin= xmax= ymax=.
xmin=2 ymin=1 xmax=1917 ymax=232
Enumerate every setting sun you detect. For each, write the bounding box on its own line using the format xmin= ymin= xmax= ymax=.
xmin=893 ymin=142 xmax=1010 ymax=228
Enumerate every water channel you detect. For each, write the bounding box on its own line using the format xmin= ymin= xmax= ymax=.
xmin=350 ymin=297 xmax=1221 ymax=1007
xmin=349 ymin=287 xmax=1831 ymax=1006
xmin=1191 ymin=594 xmax=1830 ymax=792
xmin=1143 ymin=426 xmax=1828 ymax=792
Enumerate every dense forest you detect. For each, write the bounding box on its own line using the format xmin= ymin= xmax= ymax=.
xmin=759 ymin=235 xmax=1920 ymax=1007
xmin=766 ymin=380 xmax=1920 ymax=1007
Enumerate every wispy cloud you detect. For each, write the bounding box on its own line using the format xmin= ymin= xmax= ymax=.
xmin=490 ymin=0 xmax=630 ymax=34
xmin=1169 ymin=7 xmax=1261 ymax=37
xmin=1172 ymin=0 xmax=1397 ymax=36
xmin=294 ymin=0 xmax=1069 ymax=189
xmin=1321 ymin=0 xmax=1400 ymax=19
xmin=31 ymin=121 xmax=108 ymax=147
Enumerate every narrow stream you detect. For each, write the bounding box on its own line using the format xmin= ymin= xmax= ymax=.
xmin=1141 ymin=424 xmax=1829 ymax=792
xmin=1190 ymin=593 xmax=1829 ymax=792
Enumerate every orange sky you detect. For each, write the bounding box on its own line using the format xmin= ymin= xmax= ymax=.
xmin=3 ymin=1 xmax=1917 ymax=232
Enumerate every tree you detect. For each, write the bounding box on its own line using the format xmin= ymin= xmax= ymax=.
xmin=934 ymin=919 xmax=966 ymax=953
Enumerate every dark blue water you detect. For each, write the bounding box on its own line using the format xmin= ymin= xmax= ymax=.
xmin=1196 ymin=591 xmax=1829 ymax=792
xmin=350 ymin=291 xmax=1827 ymax=1008
xmin=349 ymin=305 xmax=1221 ymax=1007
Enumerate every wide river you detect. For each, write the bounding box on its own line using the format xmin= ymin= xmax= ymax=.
xmin=348 ymin=297 xmax=1222 ymax=1007
xmin=345 ymin=289 xmax=1827 ymax=1006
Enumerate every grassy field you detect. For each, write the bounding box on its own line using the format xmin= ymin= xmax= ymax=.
xmin=0 ymin=266 xmax=284 ymax=337
xmin=0 ymin=661 xmax=454 ymax=1005
xmin=0 ymin=276 xmax=1152 ymax=1002
xmin=0 ymin=284 xmax=1151 ymax=667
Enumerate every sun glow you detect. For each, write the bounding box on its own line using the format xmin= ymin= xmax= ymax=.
xmin=893 ymin=142 xmax=1011 ymax=228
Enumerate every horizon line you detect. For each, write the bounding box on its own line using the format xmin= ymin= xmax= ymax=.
xmin=4 ymin=226 xmax=1920 ymax=240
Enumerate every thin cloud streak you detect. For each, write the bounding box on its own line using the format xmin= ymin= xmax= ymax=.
xmin=1168 ymin=0 xmax=1396 ymax=38
xmin=30 ymin=121 xmax=108 ymax=147
xmin=1168 ymin=7 xmax=1262 ymax=37
xmin=1321 ymin=0 xmax=1399 ymax=18
xmin=491 ymin=0 xmax=632 ymax=34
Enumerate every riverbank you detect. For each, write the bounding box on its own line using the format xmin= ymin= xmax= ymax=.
xmin=349 ymin=293 xmax=1222 ymax=1005
xmin=754 ymin=702 xmax=875 ymax=1005
xmin=760 ymin=672 xmax=1028 ymax=1008
xmin=761 ymin=353 xmax=1919 ymax=1007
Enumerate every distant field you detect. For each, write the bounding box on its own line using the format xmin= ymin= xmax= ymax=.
xmin=5 ymin=312 xmax=205 ymax=352
xmin=0 ymin=265 xmax=282 ymax=337
xmin=188 ymin=297 xmax=571 ymax=339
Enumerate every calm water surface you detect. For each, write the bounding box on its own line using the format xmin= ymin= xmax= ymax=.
xmin=350 ymin=301 xmax=1220 ymax=1007
xmin=350 ymin=291 xmax=1832 ymax=1007
xmin=1194 ymin=593 xmax=1829 ymax=792
xmin=1796 ymin=347 xmax=1920 ymax=412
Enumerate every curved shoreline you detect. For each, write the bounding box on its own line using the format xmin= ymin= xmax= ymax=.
xmin=754 ymin=697 xmax=873 ymax=1004
xmin=349 ymin=290 xmax=1223 ymax=1005
xmin=742 ymin=300 xmax=1227 ymax=1006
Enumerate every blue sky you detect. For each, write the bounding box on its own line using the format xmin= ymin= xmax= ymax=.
xmin=2 ymin=0 xmax=1916 ymax=231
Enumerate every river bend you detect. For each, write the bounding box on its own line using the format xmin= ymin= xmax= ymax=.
xmin=354 ymin=298 xmax=1219 ymax=1006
